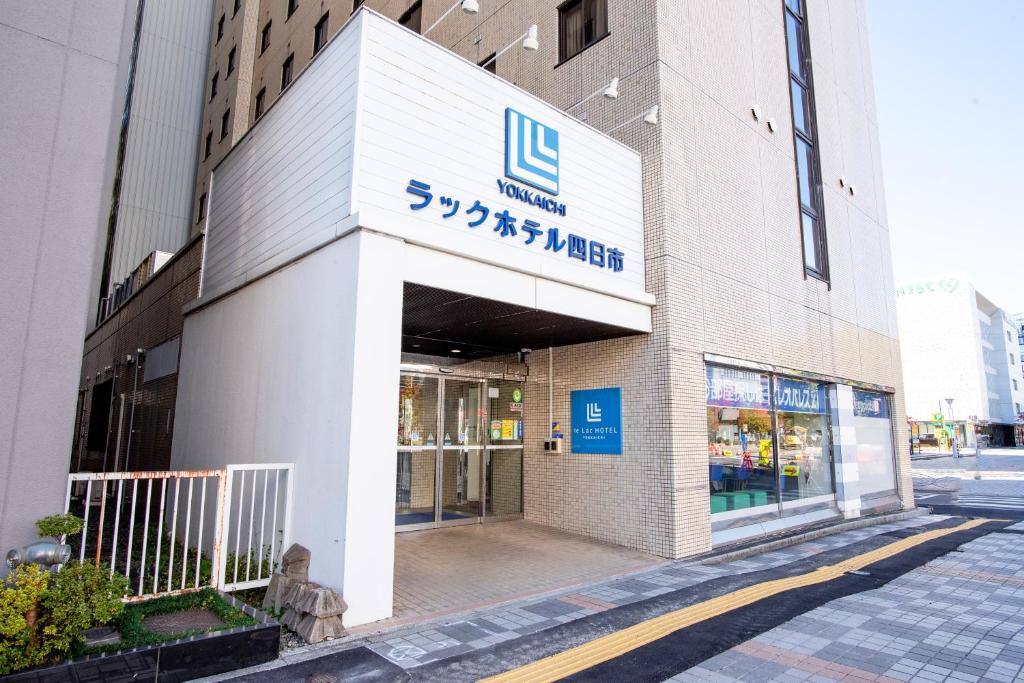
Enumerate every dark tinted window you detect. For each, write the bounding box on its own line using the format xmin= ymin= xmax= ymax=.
xmin=255 ymin=88 xmax=266 ymax=119
xmin=558 ymin=0 xmax=608 ymax=62
xmin=261 ymin=21 xmax=271 ymax=54
xmin=314 ymin=13 xmax=329 ymax=54
xmin=399 ymin=1 xmax=422 ymax=33
xmin=287 ymin=0 xmax=298 ymax=18
xmin=227 ymin=46 xmax=236 ymax=74
xmin=281 ymin=53 xmax=294 ymax=90
xmin=220 ymin=108 xmax=230 ymax=140
xmin=783 ymin=0 xmax=828 ymax=281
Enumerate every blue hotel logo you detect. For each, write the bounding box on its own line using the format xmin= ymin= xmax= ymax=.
xmin=505 ymin=108 xmax=559 ymax=196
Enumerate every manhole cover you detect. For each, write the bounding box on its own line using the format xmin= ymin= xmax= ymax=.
xmin=142 ymin=608 xmax=225 ymax=635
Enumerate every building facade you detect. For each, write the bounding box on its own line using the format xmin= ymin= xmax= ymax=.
xmin=95 ymin=0 xmax=214 ymax=325
xmin=896 ymin=275 xmax=1024 ymax=448
xmin=1 ymin=0 xmax=138 ymax=566
xmin=170 ymin=0 xmax=908 ymax=626
xmin=72 ymin=236 xmax=204 ymax=476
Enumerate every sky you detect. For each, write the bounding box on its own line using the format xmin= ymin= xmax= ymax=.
xmin=866 ymin=0 xmax=1024 ymax=314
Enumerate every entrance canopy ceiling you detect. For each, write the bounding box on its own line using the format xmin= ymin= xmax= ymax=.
xmin=402 ymin=283 xmax=641 ymax=360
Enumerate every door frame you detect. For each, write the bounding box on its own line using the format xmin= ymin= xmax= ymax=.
xmin=396 ymin=368 xmax=524 ymax=532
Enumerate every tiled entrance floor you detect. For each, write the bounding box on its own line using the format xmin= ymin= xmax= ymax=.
xmin=390 ymin=521 xmax=662 ymax=623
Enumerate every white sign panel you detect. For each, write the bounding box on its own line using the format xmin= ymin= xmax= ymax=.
xmin=353 ymin=13 xmax=646 ymax=302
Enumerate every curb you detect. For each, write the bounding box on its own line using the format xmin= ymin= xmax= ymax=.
xmin=701 ymin=507 xmax=930 ymax=565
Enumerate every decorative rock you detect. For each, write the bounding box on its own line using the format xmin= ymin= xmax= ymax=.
xmin=293 ymin=587 xmax=347 ymax=618
xmin=281 ymin=607 xmax=303 ymax=631
xmin=263 ymin=573 xmax=294 ymax=613
xmin=283 ymin=580 xmax=319 ymax=610
xmin=294 ymin=613 xmax=346 ymax=643
xmin=280 ymin=544 xmax=311 ymax=581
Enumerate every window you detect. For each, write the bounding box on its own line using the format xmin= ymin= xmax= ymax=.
xmin=287 ymin=0 xmax=298 ymax=18
xmin=707 ymin=366 xmax=778 ymax=516
xmin=254 ymin=87 xmax=266 ymax=119
xmin=220 ymin=108 xmax=230 ymax=140
xmin=204 ymin=131 xmax=212 ymax=159
xmin=352 ymin=0 xmax=364 ymax=10
xmin=783 ymin=0 xmax=828 ymax=281
xmin=281 ymin=53 xmax=294 ymax=90
xmin=1014 ymin=379 xmax=1019 ymax=392
xmin=1009 ymin=330 xmax=1014 ymax=343
xmin=197 ymin=193 xmax=207 ymax=222
xmin=1017 ymin=402 xmax=1022 ymax=414
xmin=399 ymin=1 xmax=422 ymax=33
xmin=479 ymin=53 xmax=497 ymax=74
xmin=210 ymin=71 xmax=219 ymax=100
xmin=261 ymin=21 xmax=271 ymax=54
xmin=233 ymin=0 xmax=241 ymax=16
xmin=216 ymin=13 xmax=225 ymax=42
xmin=86 ymin=380 xmax=113 ymax=452
xmin=227 ymin=46 xmax=236 ymax=75
xmin=706 ymin=364 xmax=837 ymax=520
xmin=313 ymin=12 xmax=329 ymax=54
xmin=1011 ymin=353 xmax=1016 ymax=366
xmin=558 ymin=0 xmax=608 ymax=63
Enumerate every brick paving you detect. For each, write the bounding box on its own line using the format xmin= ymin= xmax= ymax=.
xmin=355 ymin=515 xmax=946 ymax=669
xmin=391 ymin=521 xmax=663 ymax=620
xmin=668 ymin=529 xmax=1024 ymax=682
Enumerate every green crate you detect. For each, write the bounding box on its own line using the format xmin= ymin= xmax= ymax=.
xmin=720 ymin=492 xmax=750 ymax=510
xmin=710 ymin=494 xmax=729 ymax=514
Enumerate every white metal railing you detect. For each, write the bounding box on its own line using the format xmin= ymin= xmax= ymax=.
xmin=64 ymin=464 xmax=293 ymax=600
xmin=219 ymin=464 xmax=294 ymax=592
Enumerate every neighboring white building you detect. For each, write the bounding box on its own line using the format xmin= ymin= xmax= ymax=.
xmin=896 ymin=274 xmax=1024 ymax=447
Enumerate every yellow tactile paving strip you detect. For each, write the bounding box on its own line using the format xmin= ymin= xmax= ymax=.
xmin=481 ymin=518 xmax=989 ymax=683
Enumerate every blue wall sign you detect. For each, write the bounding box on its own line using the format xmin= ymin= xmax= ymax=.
xmin=505 ymin=108 xmax=559 ymax=195
xmin=774 ymin=378 xmax=827 ymax=414
xmin=571 ymin=388 xmax=622 ymax=454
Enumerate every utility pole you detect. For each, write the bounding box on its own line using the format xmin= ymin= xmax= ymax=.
xmin=945 ymin=397 xmax=958 ymax=459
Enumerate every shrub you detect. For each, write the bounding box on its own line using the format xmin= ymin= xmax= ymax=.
xmin=41 ymin=561 xmax=129 ymax=657
xmin=35 ymin=513 xmax=83 ymax=540
xmin=0 ymin=565 xmax=49 ymax=675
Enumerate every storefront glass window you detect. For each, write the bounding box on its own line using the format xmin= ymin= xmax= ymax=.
xmin=775 ymin=378 xmax=834 ymax=504
xmin=706 ymin=366 xmax=778 ymax=515
xmin=853 ymin=390 xmax=897 ymax=497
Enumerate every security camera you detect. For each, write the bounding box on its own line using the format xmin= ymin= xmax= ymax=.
xmin=517 ymin=348 xmax=533 ymax=364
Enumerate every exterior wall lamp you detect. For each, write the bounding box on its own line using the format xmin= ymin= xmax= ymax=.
xmin=567 ymin=77 xmax=620 ymax=112
xmin=423 ymin=0 xmax=480 ymax=36
xmin=606 ymin=105 xmax=660 ymax=134
xmin=479 ymin=24 xmax=539 ymax=70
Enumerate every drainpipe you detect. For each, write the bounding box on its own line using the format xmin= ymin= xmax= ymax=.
xmin=549 ymin=347 xmax=553 ymax=439
xmin=123 ymin=349 xmax=144 ymax=472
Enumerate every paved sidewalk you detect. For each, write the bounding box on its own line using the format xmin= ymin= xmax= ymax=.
xmin=669 ymin=522 xmax=1024 ymax=682
xmin=206 ymin=514 xmax=947 ymax=680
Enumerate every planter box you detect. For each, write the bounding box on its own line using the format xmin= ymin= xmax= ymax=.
xmin=2 ymin=593 xmax=279 ymax=682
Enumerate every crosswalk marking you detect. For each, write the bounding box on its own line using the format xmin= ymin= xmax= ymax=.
xmin=954 ymin=494 xmax=1024 ymax=510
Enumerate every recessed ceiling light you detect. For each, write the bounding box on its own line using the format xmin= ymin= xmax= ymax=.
xmin=411 ymin=343 xmax=420 ymax=348
xmin=451 ymin=349 xmax=461 ymax=354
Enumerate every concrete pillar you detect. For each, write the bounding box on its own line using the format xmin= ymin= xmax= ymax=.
xmin=830 ymin=384 xmax=861 ymax=519
xmin=338 ymin=230 xmax=403 ymax=626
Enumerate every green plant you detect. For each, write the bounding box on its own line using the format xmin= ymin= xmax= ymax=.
xmin=35 ymin=513 xmax=84 ymax=540
xmin=105 ymin=589 xmax=257 ymax=651
xmin=0 ymin=564 xmax=50 ymax=674
xmin=40 ymin=561 xmax=129 ymax=658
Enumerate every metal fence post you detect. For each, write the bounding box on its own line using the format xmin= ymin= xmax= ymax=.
xmin=212 ymin=469 xmax=232 ymax=590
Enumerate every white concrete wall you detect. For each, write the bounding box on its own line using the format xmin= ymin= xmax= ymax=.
xmin=173 ymin=230 xmax=403 ymax=625
xmin=202 ymin=9 xmax=650 ymax=313
xmin=354 ymin=13 xmax=647 ymax=304
xmin=106 ymin=0 xmax=213 ymax=289
xmin=0 ymin=1 xmax=134 ymax=566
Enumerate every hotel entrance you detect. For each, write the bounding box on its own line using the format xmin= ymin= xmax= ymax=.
xmin=395 ymin=371 xmax=524 ymax=530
